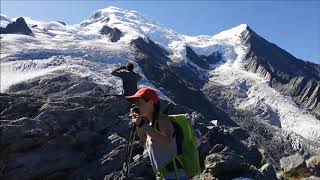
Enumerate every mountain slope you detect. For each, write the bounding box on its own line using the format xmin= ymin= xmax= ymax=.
xmin=240 ymin=26 xmax=320 ymax=117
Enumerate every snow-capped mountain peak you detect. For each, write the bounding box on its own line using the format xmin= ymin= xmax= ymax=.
xmin=89 ymin=6 xmax=141 ymax=20
xmin=79 ymin=6 xmax=180 ymax=46
xmin=213 ymin=24 xmax=249 ymax=40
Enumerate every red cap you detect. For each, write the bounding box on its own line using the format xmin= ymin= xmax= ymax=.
xmin=126 ymin=87 xmax=160 ymax=104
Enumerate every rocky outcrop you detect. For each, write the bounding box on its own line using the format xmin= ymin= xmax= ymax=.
xmin=100 ymin=25 xmax=123 ymax=42
xmin=259 ymin=163 xmax=277 ymax=180
xmin=7 ymin=71 xmax=114 ymax=97
xmin=100 ymin=25 xmax=113 ymax=35
xmin=185 ymin=46 xmax=222 ymax=70
xmin=0 ymin=93 xmax=130 ymax=180
xmin=240 ymin=25 xmax=320 ymax=117
xmin=0 ymin=92 xmax=260 ymax=179
xmin=205 ymin=51 xmax=223 ymax=64
xmin=109 ymin=27 xmax=123 ymax=42
xmin=284 ymin=77 xmax=320 ymax=117
xmin=0 ymin=17 xmax=33 ymax=36
xmin=2 ymin=91 xmax=315 ymax=179
xmin=280 ymin=153 xmax=306 ymax=173
xmin=57 ymin=21 xmax=66 ymax=26
xmin=306 ymin=155 xmax=320 ymax=176
xmin=278 ymin=153 xmax=317 ymax=179
xmin=186 ymin=46 xmax=210 ymax=69
xmin=205 ymin=152 xmax=258 ymax=179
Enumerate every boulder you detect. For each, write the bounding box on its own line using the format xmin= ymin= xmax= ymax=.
xmin=259 ymin=163 xmax=277 ymax=180
xmin=306 ymin=155 xmax=320 ymax=176
xmin=205 ymin=152 xmax=256 ymax=179
xmin=280 ymin=153 xmax=305 ymax=173
xmin=280 ymin=153 xmax=311 ymax=178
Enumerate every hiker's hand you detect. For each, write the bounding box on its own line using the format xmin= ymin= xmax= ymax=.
xmin=130 ymin=114 xmax=145 ymax=128
xmin=129 ymin=110 xmax=140 ymax=124
xmin=132 ymin=116 xmax=145 ymax=127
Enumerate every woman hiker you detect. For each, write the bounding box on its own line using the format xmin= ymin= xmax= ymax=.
xmin=126 ymin=87 xmax=188 ymax=180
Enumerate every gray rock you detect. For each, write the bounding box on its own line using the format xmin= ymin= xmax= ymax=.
xmin=9 ymin=137 xmax=46 ymax=152
xmin=195 ymin=172 xmax=217 ymax=180
xmin=228 ymin=127 xmax=249 ymax=140
xmin=222 ymin=146 xmax=230 ymax=152
xmin=127 ymin=154 xmax=155 ymax=179
xmin=259 ymin=163 xmax=277 ymax=180
xmin=205 ymin=152 xmax=255 ymax=179
xmin=0 ymin=95 xmax=43 ymax=120
xmin=8 ymin=72 xmax=113 ymax=97
xmin=206 ymin=51 xmax=222 ymax=64
xmin=300 ymin=176 xmax=320 ymax=180
xmin=209 ymin=144 xmax=225 ymax=153
xmin=0 ymin=17 xmax=33 ymax=36
xmin=284 ymin=77 xmax=320 ymax=117
xmin=1 ymin=117 xmax=50 ymax=146
xmin=3 ymin=150 xmax=85 ymax=180
xmin=35 ymin=105 xmax=93 ymax=133
xmin=185 ymin=46 xmax=210 ymax=69
xmin=46 ymin=171 xmax=69 ymax=180
xmin=280 ymin=153 xmax=306 ymax=173
xmin=199 ymin=141 xmax=213 ymax=156
xmin=110 ymin=27 xmax=123 ymax=42
xmin=74 ymin=130 xmax=100 ymax=151
xmin=100 ymin=25 xmax=113 ymax=35
xmin=57 ymin=21 xmax=66 ymax=26
xmin=306 ymin=155 xmax=320 ymax=176
xmin=104 ymin=172 xmax=137 ymax=180
xmin=108 ymin=133 xmax=127 ymax=148
xmin=0 ymin=93 xmax=137 ymax=180
xmin=64 ymin=81 xmax=102 ymax=95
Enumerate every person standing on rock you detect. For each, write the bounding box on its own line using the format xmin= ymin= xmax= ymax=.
xmin=126 ymin=88 xmax=189 ymax=180
xmin=111 ymin=62 xmax=142 ymax=96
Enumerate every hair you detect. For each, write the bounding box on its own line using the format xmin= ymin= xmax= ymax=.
xmin=142 ymin=97 xmax=160 ymax=127
xmin=152 ymin=102 xmax=160 ymax=128
xmin=127 ymin=63 xmax=134 ymax=71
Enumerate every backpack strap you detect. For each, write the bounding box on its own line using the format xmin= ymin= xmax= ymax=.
xmin=154 ymin=117 xmax=183 ymax=155
xmin=152 ymin=118 xmax=160 ymax=130
xmin=171 ymin=121 xmax=183 ymax=155
xmin=153 ymin=115 xmax=172 ymax=136
xmin=156 ymin=117 xmax=186 ymax=179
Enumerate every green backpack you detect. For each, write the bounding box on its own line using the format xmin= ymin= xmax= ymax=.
xmin=156 ymin=114 xmax=201 ymax=179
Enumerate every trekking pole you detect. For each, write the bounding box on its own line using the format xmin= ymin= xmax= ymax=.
xmin=127 ymin=126 xmax=136 ymax=176
xmin=121 ymin=123 xmax=136 ymax=179
xmin=102 ymin=94 xmax=124 ymax=97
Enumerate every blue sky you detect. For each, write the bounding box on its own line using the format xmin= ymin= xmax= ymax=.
xmin=1 ymin=1 xmax=319 ymax=64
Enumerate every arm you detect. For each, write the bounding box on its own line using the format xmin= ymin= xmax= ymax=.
xmin=111 ymin=66 xmax=126 ymax=77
